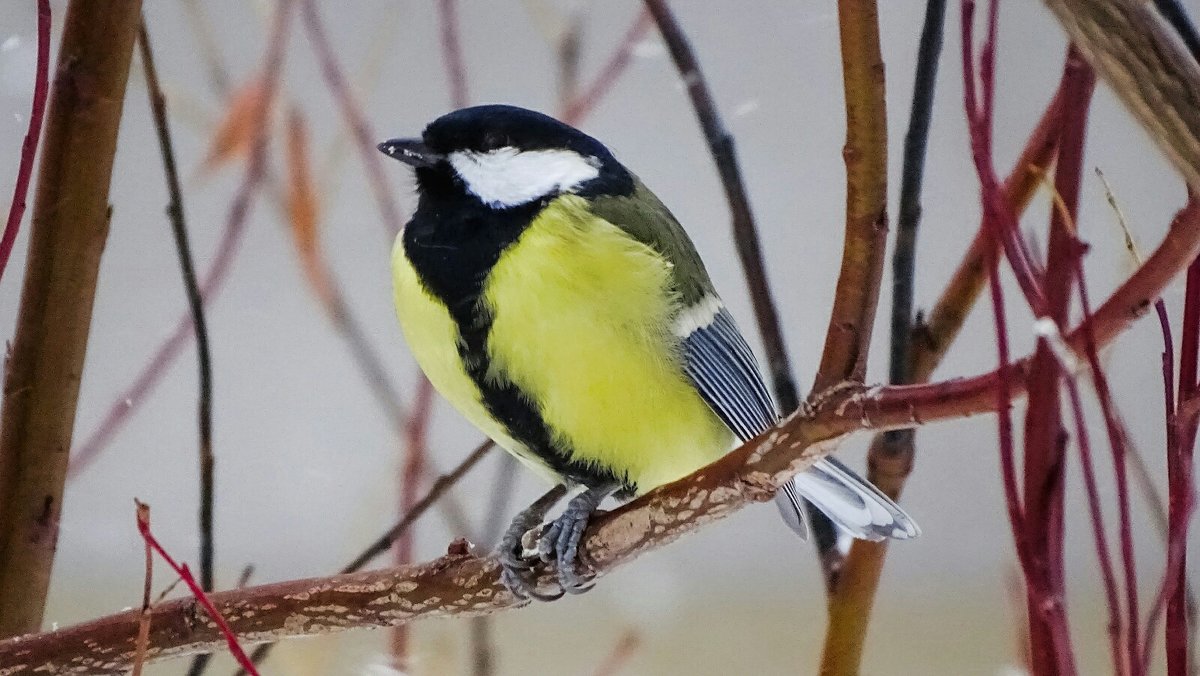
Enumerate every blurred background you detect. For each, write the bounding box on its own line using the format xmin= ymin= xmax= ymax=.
xmin=0 ymin=0 xmax=1195 ymax=673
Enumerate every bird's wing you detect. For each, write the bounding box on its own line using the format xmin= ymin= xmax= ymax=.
xmin=677 ymin=298 xmax=920 ymax=542
xmin=676 ymin=297 xmax=779 ymax=441
xmin=589 ymin=181 xmax=920 ymax=541
xmin=674 ymin=298 xmax=815 ymax=538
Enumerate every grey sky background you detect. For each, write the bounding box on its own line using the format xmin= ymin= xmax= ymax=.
xmin=0 ymin=1 xmax=1196 ymax=673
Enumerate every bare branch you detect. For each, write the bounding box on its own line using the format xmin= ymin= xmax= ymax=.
xmin=1043 ymin=0 xmax=1200 ymax=191
xmin=0 ymin=0 xmax=143 ymax=638
xmin=4 ymin=194 xmax=1199 ymax=670
xmin=812 ymin=0 xmax=890 ymax=394
xmin=138 ymin=12 xmax=218 ymax=596
xmin=0 ymin=0 xmax=50 ymax=283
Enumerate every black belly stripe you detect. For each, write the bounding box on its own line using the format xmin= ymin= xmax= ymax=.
xmin=402 ymin=189 xmax=629 ymax=490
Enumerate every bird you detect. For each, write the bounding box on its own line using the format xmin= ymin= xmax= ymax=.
xmin=379 ymin=104 xmax=919 ymax=600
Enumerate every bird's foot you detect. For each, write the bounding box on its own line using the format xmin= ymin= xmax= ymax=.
xmin=536 ymin=484 xmax=616 ymax=596
xmin=498 ymin=485 xmax=566 ymax=601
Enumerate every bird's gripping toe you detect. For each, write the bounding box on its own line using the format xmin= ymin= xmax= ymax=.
xmin=497 ymin=484 xmax=617 ymax=601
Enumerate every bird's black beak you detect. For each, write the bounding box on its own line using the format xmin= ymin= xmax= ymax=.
xmin=377 ymin=138 xmax=444 ymax=169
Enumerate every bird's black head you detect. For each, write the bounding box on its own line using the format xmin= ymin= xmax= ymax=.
xmin=378 ymin=104 xmax=633 ymax=209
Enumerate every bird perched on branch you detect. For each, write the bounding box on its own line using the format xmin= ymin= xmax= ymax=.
xmin=380 ymin=104 xmax=919 ymax=600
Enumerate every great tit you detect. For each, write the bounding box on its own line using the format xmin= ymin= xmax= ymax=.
xmin=380 ymin=104 xmax=919 ymax=599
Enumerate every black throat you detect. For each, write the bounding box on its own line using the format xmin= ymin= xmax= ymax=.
xmin=403 ymin=184 xmax=630 ymax=490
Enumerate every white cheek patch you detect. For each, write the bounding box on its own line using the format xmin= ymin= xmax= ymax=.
xmin=674 ymin=293 xmax=724 ymax=337
xmin=448 ymin=147 xmax=601 ymax=208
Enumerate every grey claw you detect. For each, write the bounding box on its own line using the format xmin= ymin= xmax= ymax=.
xmin=500 ymin=549 xmax=533 ymax=571
xmin=500 ymin=566 xmax=531 ymax=600
xmin=536 ymin=485 xmax=616 ymax=596
xmin=537 ymin=521 xmax=562 ymax=562
xmin=526 ymin=585 xmax=565 ymax=602
xmin=554 ymin=511 xmax=596 ymax=593
xmin=496 ymin=485 xmax=570 ymax=602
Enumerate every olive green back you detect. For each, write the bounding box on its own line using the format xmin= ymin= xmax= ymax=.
xmin=588 ymin=178 xmax=717 ymax=307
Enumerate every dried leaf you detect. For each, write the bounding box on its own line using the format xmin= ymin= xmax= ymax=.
xmin=201 ymin=78 xmax=267 ymax=174
xmin=284 ymin=108 xmax=332 ymax=306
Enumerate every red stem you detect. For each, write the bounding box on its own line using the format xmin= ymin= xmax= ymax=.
xmin=1087 ymin=278 xmax=1142 ymax=676
xmin=961 ymin=0 xmax=1047 ymax=317
xmin=963 ymin=5 xmax=1081 ymax=673
xmin=1066 ymin=373 xmax=1126 ymax=675
xmin=135 ymin=503 xmax=259 ymax=675
xmin=437 ymin=0 xmax=469 ymax=109
xmin=390 ymin=378 xmax=433 ymax=665
xmin=300 ymin=0 xmax=406 ymax=236
xmin=1044 ymin=52 xmax=1125 ymax=675
xmin=961 ymin=0 xmax=1026 ymax=565
xmin=0 ymin=0 xmax=51 ymax=283
xmin=1027 ymin=45 xmax=1094 ymax=676
xmin=561 ymin=10 xmax=652 ymax=126
xmin=1162 ymin=224 xmax=1200 ymax=675
xmin=1140 ymin=297 xmax=1178 ymax=675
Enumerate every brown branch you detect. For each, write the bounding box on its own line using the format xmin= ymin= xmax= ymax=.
xmin=0 ymin=0 xmax=143 ymax=638
xmin=812 ymin=0 xmax=889 ymax=394
xmin=821 ymin=63 xmax=1069 ymax=674
xmin=803 ymin=0 xmax=893 ymax=589
xmin=641 ymin=0 xmax=854 ymax=577
xmin=1043 ymin=0 xmax=1200 ymax=192
xmin=131 ymin=502 xmax=153 ymax=676
xmin=4 ymin=196 xmax=1199 ymax=671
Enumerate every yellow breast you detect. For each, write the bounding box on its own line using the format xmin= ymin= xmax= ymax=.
xmin=391 ymin=236 xmax=562 ymax=484
xmin=485 ymin=196 xmax=731 ymax=491
xmin=392 ymin=195 xmax=732 ymax=492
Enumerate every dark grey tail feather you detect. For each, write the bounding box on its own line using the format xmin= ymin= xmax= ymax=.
xmin=773 ymin=481 xmax=809 ymax=540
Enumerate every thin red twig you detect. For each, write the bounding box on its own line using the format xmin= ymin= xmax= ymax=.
xmin=1047 ymin=167 xmax=1127 ymax=676
xmin=1154 ymin=215 xmax=1200 ymax=675
xmin=1066 ymin=375 xmax=1126 ymax=674
xmin=299 ymin=0 xmax=406 ymax=237
xmin=0 ymin=0 xmax=51 ymax=283
xmin=390 ymin=378 xmax=433 ymax=665
xmin=561 ymin=10 xmax=652 ymax=125
xmin=962 ymin=4 xmax=1077 ymax=673
xmin=961 ymin=0 xmax=1047 ymax=317
xmin=960 ymin=0 xmax=1026 ymax=569
xmin=69 ymin=0 xmax=294 ymax=478
xmin=1078 ymin=258 xmax=1143 ymax=676
xmin=134 ymin=500 xmax=259 ymax=675
xmin=437 ymin=0 xmax=469 ymax=109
